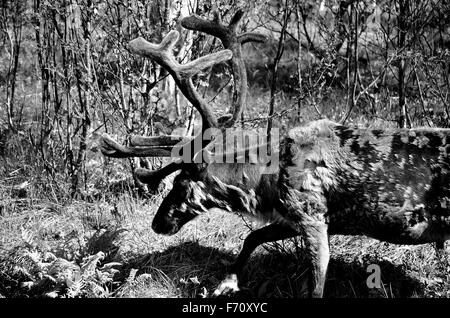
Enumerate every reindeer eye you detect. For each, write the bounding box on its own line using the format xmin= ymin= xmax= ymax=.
xmin=180 ymin=203 xmax=188 ymax=211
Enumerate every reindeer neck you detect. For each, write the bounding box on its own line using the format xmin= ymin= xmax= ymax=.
xmin=206 ymin=163 xmax=269 ymax=189
xmin=203 ymin=162 xmax=280 ymax=219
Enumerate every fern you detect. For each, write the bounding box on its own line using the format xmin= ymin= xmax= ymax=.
xmin=20 ymin=227 xmax=37 ymax=249
xmin=5 ymin=223 xmax=124 ymax=298
xmin=81 ymin=252 xmax=105 ymax=276
xmin=126 ymin=268 xmax=138 ymax=284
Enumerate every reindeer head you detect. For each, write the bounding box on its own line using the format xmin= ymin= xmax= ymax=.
xmin=151 ymin=164 xmax=209 ymax=235
xmin=100 ymin=10 xmax=267 ymax=236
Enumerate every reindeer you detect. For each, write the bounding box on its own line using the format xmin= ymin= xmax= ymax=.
xmin=101 ymin=10 xmax=450 ymax=298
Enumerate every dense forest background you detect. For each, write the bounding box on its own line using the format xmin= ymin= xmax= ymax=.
xmin=0 ymin=0 xmax=449 ymax=298
xmin=1 ymin=0 xmax=449 ymax=198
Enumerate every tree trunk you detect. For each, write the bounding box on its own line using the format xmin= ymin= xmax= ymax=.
xmin=398 ymin=0 xmax=410 ymax=128
xmin=267 ymin=0 xmax=289 ymax=141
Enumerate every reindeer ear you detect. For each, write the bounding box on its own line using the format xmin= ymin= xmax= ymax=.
xmin=181 ymin=163 xmax=207 ymax=181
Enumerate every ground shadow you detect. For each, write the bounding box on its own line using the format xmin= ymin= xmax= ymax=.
xmin=121 ymin=241 xmax=425 ymax=298
xmin=326 ymin=257 xmax=424 ymax=297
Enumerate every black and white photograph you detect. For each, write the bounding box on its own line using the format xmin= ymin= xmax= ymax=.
xmin=0 ymin=0 xmax=449 ymax=306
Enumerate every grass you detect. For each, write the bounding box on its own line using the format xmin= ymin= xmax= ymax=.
xmin=1 ymin=183 xmax=449 ymax=298
xmin=1 ymin=90 xmax=450 ymax=298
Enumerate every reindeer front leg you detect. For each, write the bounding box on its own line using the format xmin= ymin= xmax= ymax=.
xmin=302 ymin=216 xmax=329 ymax=297
xmin=213 ymin=222 xmax=298 ymax=297
xmin=284 ymin=190 xmax=330 ymax=298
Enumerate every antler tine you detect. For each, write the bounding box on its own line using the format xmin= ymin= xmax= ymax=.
xmin=130 ymin=31 xmax=232 ymax=78
xmin=213 ymin=11 xmax=222 ymax=24
xmin=135 ymin=161 xmax=184 ymax=190
xmin=238 ymin=33 xmax=268 ymax=45
xmin=129 ymin=30 xmax=232 ymax=132
xmin=181 ymin=14 xmax=229 ymax=45
xmin=159 ymin=29 xmax=180 ymax=51
xmin=129 ymin=135 xmax=192 ymax=147
xmin=101 ymin=133 xmax=191 ymax=188
xmin=128 ymin=30 xmax=179 ymax=68
xmin=228 ymin=10 xmax=244 ymax=32
xmin=178 ymin=50 xmax=233 ymax=78
xmin=101 ymin=133 xmax=178 ymax=158
xmin=182 ymin=10 xmax=268 ymax=128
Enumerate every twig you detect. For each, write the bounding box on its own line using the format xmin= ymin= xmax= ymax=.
xmin=413 ymin=62 xmax=432 ymax=127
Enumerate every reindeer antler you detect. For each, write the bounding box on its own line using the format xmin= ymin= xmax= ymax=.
xmin=134 ymin=161 xmax=185 ymax=191
xmin=101 ymin=134 xmax=174 ymax=158
xmin=181 ymin=10 xmax=268 ymax=127
xmin=101 ymin=9 xmax=267 ymax=190
xmin=129 ymin=30 xmax=232 ymax=131
xmin=100 ymin=133 xmax=192 ymax=158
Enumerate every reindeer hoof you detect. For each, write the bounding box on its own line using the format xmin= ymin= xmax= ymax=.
xmin=212 ymin=274 xmax=240 ymax=297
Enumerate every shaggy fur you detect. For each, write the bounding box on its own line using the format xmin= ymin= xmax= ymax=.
xmin=152 ymin=119 xmax=450 ymax=297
